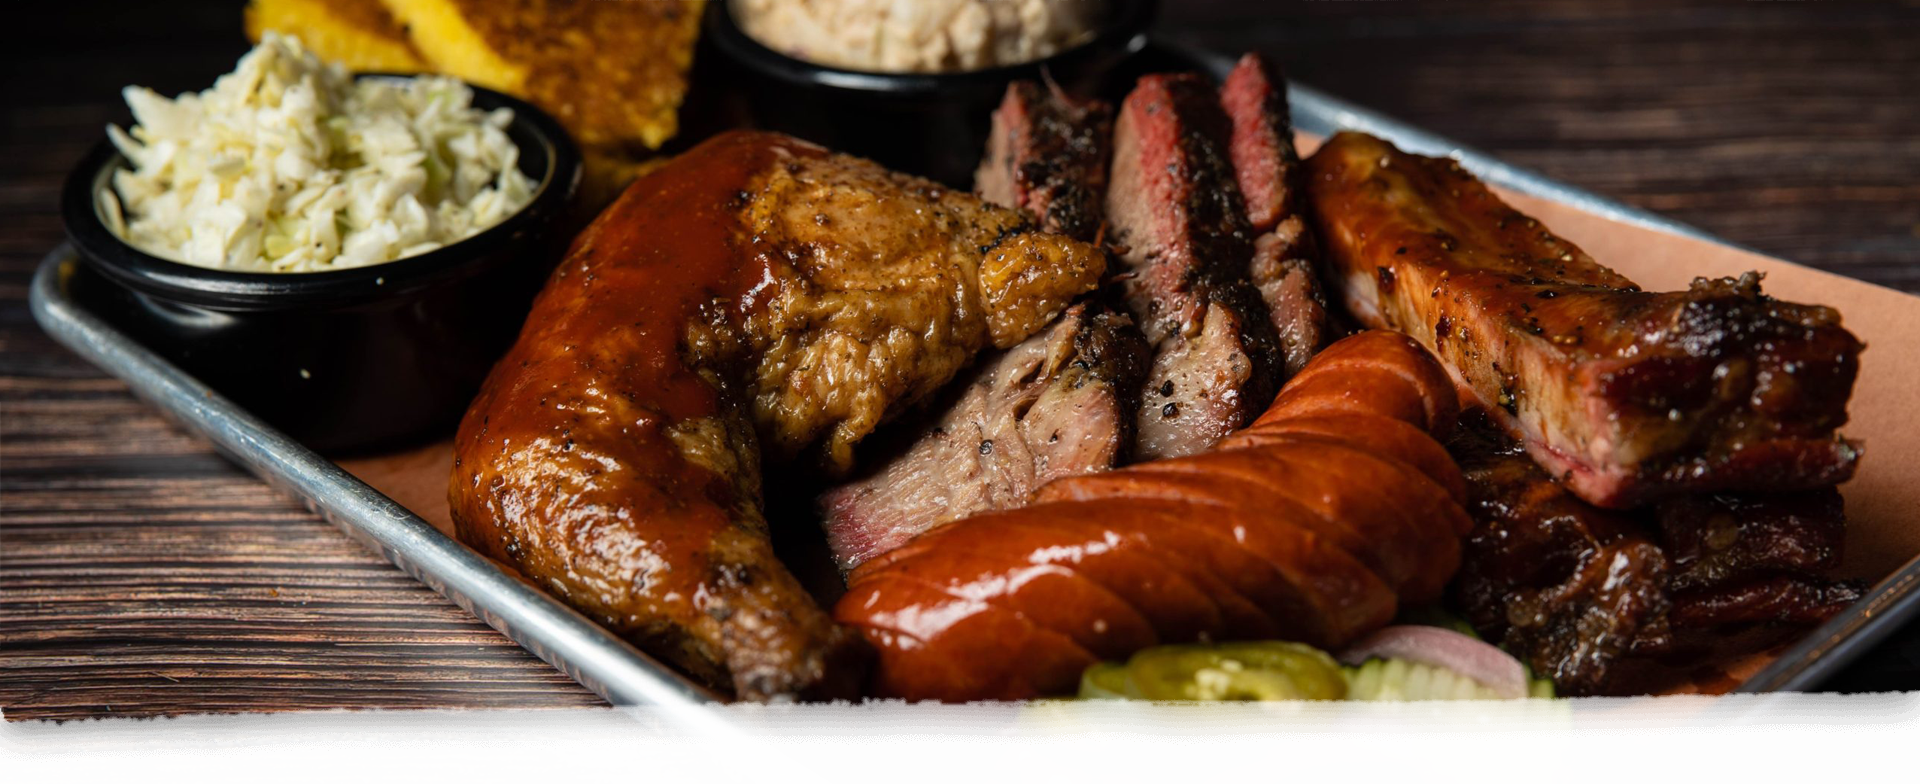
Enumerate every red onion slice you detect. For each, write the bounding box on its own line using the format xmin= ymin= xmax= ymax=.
xmin=1338 ymin=625 xmax=1529 ymax=699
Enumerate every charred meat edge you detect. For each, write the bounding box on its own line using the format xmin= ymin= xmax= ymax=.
xmin=1219 ymin=52 xmax=1330 ymax=376
xmin=1449 ymin=410 xmax=1862 ymax=695
xmin=975 ymin=79 xmax=1114 ymax=243
xmin=1305 ymin=131 xmax=1862 ymax=509
xmin=1107 ymin=72 xmax=1286 ymax=461
xmin=819 ymin=303 xmax=1148 ymax=569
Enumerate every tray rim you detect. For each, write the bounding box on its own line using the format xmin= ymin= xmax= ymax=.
xmin=27 ymin=47 xmax=1920 ymax=711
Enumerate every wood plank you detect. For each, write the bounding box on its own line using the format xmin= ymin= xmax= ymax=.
xmin=0 ymin=392 xmax=604 ymax=718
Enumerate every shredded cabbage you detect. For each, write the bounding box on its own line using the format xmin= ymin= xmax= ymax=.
xmin=101 ymin=32 xmax=535 ymax=273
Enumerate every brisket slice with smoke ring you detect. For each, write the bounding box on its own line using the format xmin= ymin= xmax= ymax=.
xmin=818 ymin=83 xmax=1145 ymax=569
xmin=824 ymin=61 xmax=1344 ymax=570
xmin=819 ymin=303 xmax=1148 ymax=570
xmin=974 ymin=80 xmax=1114 ymax=242
xmin=1219 ymin=52 xmax=1330 ymax=377
xmin=1108 ymin=72 xmax=1286 ymax=461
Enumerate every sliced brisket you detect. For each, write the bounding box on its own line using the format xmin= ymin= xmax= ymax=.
xmin=820 ymin=303 xmax=1149 ymax=570
xmin=1107 ymin=72 xmax=1285 ymax=460
xmin=974 ymin=80 xmax=1114 ymax=242
xmin=1219 ymin=53 xmax=1330 ymax=376
xmin=820 ymin=84 xmax=1134 ymax=570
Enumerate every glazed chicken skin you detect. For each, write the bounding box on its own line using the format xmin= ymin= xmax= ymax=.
xmin=449 ymin=130 xmax=1104 ymax=701
xmin=1306 ymin=132 xmax=1863 ymax=509
xmin=836 ymin=332 xmax=1471 ymax=701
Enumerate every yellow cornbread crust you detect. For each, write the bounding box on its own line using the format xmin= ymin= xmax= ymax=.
xmin=380 ymin=0 xmax=705 ymax=151
xmin=244 ymin=0 xmax=426 ymax=73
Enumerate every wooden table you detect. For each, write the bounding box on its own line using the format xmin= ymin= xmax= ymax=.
xmin=4 ymin=0 xmax=1917 ymax=720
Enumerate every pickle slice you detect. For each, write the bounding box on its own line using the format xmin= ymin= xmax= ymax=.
xmin=1123 ymin=642 xmax=1348 ymax=701
xmin=1078 ymin=662 xmax=1139 ymax=700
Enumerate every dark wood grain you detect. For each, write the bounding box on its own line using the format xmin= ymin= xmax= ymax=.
xmin=3 ymin=0 xmax=1918 ymax=721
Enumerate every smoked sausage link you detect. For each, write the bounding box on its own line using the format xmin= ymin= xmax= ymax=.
xmin=834 ymin=330 xmax=1470 ymax=701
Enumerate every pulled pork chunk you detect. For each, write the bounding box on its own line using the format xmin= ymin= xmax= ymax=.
xmin=820 ymin=303 xmax=1148 ymax=569
xmin=1449 ymin=410 xmax=1862 ymax=695
xmin=1448 ymin=411 xmax=1673 ymax=695
xmin=1654 ymin=491 xmax=1863 ymax=628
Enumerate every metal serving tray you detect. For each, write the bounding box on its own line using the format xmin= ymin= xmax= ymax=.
xmin=31 ymin=45 xmax=1920 ymax=714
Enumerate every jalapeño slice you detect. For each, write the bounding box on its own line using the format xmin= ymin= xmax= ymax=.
xmin=1121 ymin=641 xmax=1351 ymax=745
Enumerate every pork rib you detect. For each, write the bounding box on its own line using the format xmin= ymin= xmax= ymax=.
xmin=1107 ymin=73 xmax=1286 ymax=461
xmin=1219 ymin=53 xmax=1329 ymax=376
xmin=1667 ymin=575 xmax=1863 ymax=628
xmin=1655 ymin=491 xmax=1848 ymax=593
xmin=1306 ymin=131 xmax=1863 ymax=509
xmin=1653 ymin=490 xmax=1862 ymax=629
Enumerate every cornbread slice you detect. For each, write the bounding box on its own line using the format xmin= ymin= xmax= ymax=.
xmin=244 ymin=0 xmax=426 ymax=73
xmin=379 ymin=0 xmax=704 ymax=150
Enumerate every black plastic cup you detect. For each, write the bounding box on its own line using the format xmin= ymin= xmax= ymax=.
xmin=704 ymin=0 xmax=1158 ymax=187
xmin=61 ymin=75 xmax=582 ymax=454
